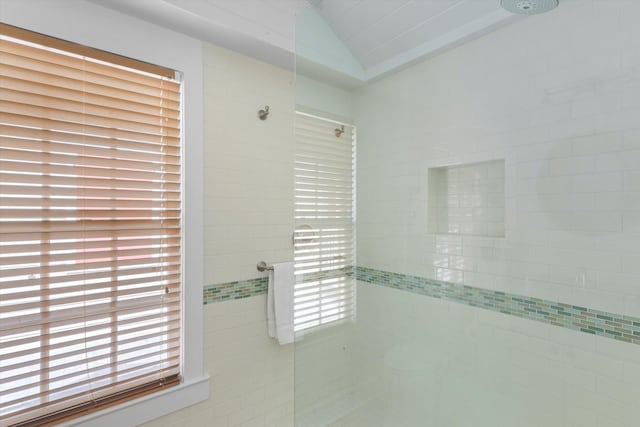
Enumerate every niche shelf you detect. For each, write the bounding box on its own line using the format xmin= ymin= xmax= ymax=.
xmin=428 ymin=159 xmax=505 ymax=237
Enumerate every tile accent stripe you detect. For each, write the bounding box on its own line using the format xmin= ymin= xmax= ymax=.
xmin=356 ymin=266 xmax=640 ymax=345
xmin=202 ymin=267 xmax=640 ymax=346
xmin=203 ymin=277 xmax=267 ymax=304
xmin=203 ymin=267 xmax=355 ymax=305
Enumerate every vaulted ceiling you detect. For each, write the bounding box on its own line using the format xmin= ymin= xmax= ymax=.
xmin=89 ymin=0 xmax=520 ymax=87
xmin=313 ymin=0 xmax=514 ymax=72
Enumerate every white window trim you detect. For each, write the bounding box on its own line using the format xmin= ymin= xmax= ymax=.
xmin=0 ymin=0 xmax=209 ymax=424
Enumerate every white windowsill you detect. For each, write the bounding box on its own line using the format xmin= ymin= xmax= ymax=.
xmin=59 ymin=375 xmax=210 ymax=427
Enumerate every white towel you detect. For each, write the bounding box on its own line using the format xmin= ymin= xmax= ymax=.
xmin=267 ymin=261 xmax=295 ymax=345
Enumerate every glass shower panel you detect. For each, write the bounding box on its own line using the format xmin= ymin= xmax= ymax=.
xmin=295 ymin=1 xmax=640 ymax=426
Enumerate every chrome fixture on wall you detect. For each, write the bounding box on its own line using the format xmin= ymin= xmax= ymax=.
xmin=501 ymin=0 xmax=559 ymax=15
xmin=257 ymin=261 xmax=274 ymax=272
xmin=258 ymin=105 xmax=270 ymax=120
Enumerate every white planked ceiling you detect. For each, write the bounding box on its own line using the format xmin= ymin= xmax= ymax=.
xmin=313 ymin=0 xmax=512 ymax=70
xmin=89 ymin=0 xmax=519 ymax=85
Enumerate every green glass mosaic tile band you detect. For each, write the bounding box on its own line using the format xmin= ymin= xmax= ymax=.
xmin=203 ymin=267 xmax=355 ymax=305
xmin=356 ymin=266 xmax=640 ymax=345
xmin=203 ymin=277 xmax=267 ymax=304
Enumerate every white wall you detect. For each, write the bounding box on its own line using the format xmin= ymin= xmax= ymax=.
xmin=295 ymin=75 xmax=354 ymax=123
xmin=347 ymin=282 xmax=640 ymax=427
xmin=348 ymin=1 xmax=640 ymax=425
xmin=355 ymin=0 xmax=640 ymax=319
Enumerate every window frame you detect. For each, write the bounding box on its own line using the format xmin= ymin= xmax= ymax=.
xmin=1 ymin=2 xmax=208 ymax=425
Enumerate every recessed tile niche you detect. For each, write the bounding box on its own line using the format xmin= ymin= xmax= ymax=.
xmin=428 ymin=159 xmax=505 ymax=237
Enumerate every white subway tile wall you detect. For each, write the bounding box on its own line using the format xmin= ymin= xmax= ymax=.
xmin=142 ymin=297 xmax=294 ymax=427
xmin=202 ymin=43 xmax=295 ymax=286
xmin=356 ymin=0 xmax=640 ymax=320
xmin=294 ymin=323 xmax=356 ymax=425
xmin=347 ymin=282 xmax=640 ymax=427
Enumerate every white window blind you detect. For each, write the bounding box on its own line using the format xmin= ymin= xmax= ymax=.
xmin=294 ymin=112 xmax=355 ymax=332
xmin=0 ymin=25 xmax=182 ymax=426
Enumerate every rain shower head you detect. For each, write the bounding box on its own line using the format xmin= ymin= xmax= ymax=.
xmin=501 ymin=0 xmax=559 ymax=15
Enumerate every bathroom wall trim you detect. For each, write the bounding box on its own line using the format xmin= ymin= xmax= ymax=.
xmin=203 ymin=277 xmax=268 ymax=304
xmin=356 ymin=266 xmax=640 ymax=346
xmin=203 ymin=268 xmax=640 ymax=347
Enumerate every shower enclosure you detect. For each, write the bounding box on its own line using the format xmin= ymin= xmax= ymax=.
xmin=293 ymin=1 xmax=640 ymax=426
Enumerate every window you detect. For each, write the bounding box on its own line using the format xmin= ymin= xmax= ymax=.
xmin=0 ymin=24 xmax=182 ymax=426
xmin=293 ymin=112 xmax=355 ymax=331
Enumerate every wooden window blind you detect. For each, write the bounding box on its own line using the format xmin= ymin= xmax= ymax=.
xmin=0 ymin=25 xmax=182 ymax=426
xmin=293 ymin=112 xmax=355 ymax=332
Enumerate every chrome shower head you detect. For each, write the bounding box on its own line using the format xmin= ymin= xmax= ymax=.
xmin=501 ymin=0 xmax=559 ymax=15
